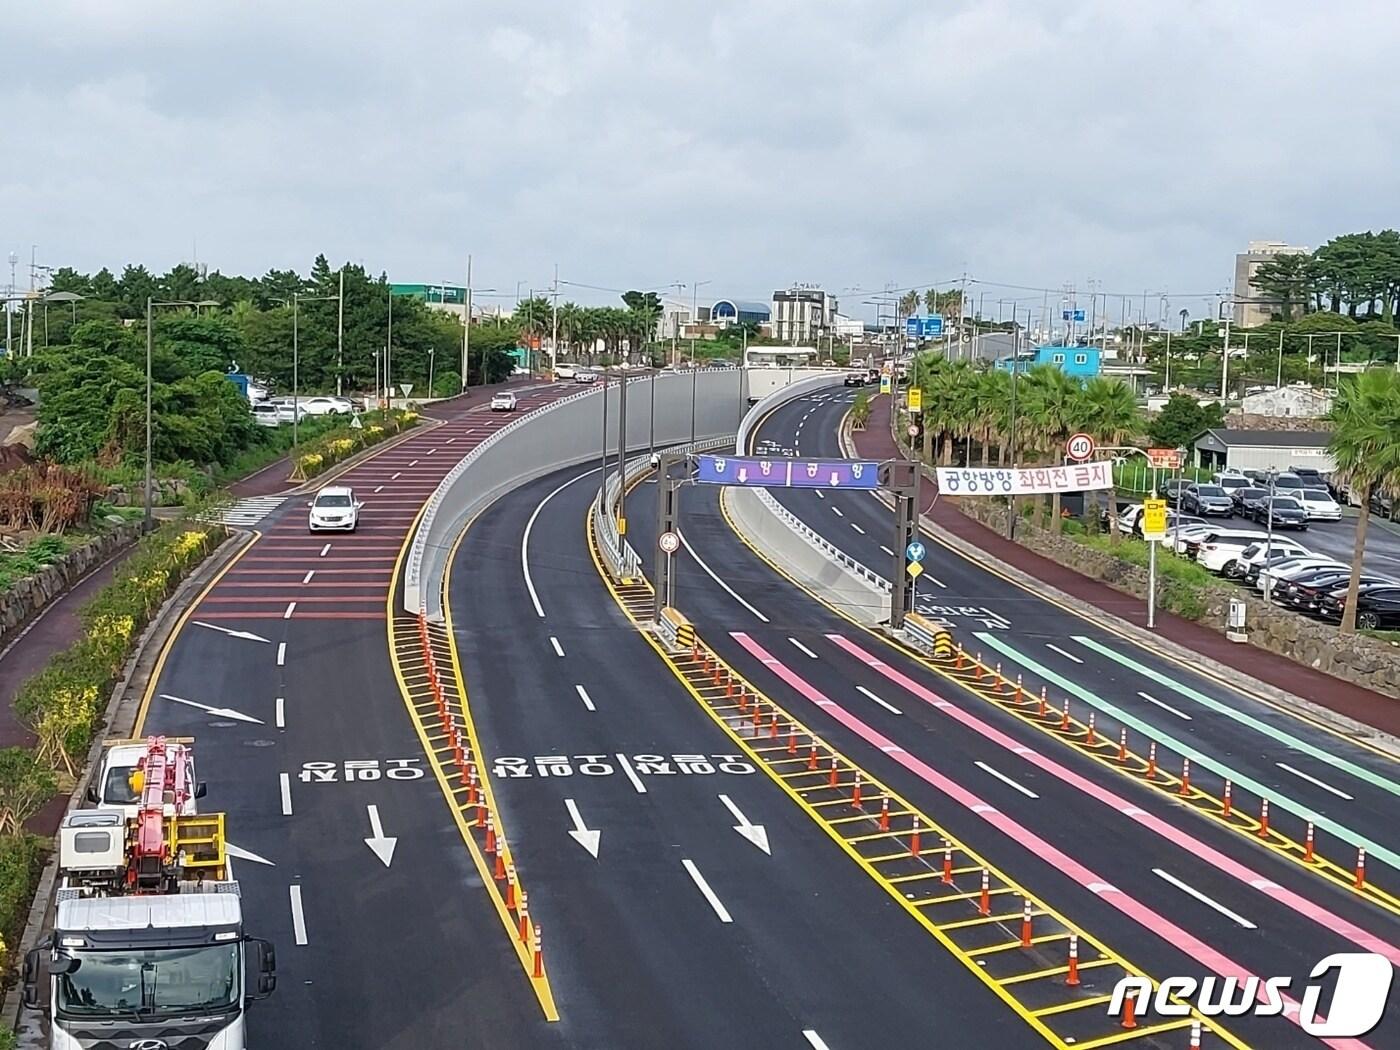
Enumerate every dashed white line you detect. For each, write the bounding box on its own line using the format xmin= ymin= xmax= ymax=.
xmin=391 ymin=472 xmax=401 ymax=480
xmin=679 ymin=531 xmax=769 ymax=622
xmin=550 ymin=636 xmax=565 ymax=657
xmin=283 ymin=602 xmax=296 ymax=620
xmin=409 ymin=459 xmax=419 ymax=467
xmin=615 ymin=752 xmax=648 ymax=794
xmin=803 ymin=1031 xmax=832 ymax=1050
xmin=789 ymin=637 xmax=819 ymax=659
xmin=1277 ymin=761 xmax=1355 ymax=800
xmin=318 ymin=543 xmax=331 ymax=557
xmin=1153 ymin=868 xmax=1256 ymax=928
xmin=1137 ymin=690 xmax=1193 ymax=720
xmin=975 ymin=760 xmax=1040 ymax=798
xmin=575 ymin=684 xmax=596 ymax=711
xmin=446 ymin=436 xmax=457 ymax=443
xmin=289 ymin=885 xmax=309 ymax=944
xmin=856 ymin=685 xmax=902 ymax=715
xmin=815 ymin=491 xmax=825 ymax=500
xmin=832 ymin=506 xmax=844 ymax=517
xmin=1045 ymin=643 xmax=1083 ymax=663
xmin=302 ymin=570 xmax=315 ymax=584
xmin=275 ymin=697 xmax=285 ymax=729
xmin=682 ymin=859 xmax=733 ymax=923
xmin=276 ymin=642 xmax=287 ymax=666
xmin=880 ymin=545 xmax=896 ymax=557
xmin=850 ymin=523 xmax=865 ymax=535
xmin=373 ymin=485 xmax=383 ymax=493
xmin=427 ymin=448 xmax=437 ymax=455
xmin=279 ymin=772 xmax=293 ymax=815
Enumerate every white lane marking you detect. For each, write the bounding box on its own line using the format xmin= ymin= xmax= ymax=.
xmin=857 ymin=685 xmax=902 ymax=715
xmin=682 ymin=859 xmax=733 ymax=923
xmin=832 ymin=506 xmax=844 ymax=517
xmin=279 ymin=773 xmax=293 ymax=815
xmin=283 ymin=601 xmax=296 ymax=620
xmin=815 ymin=491 xmax=825 ymax=500
xmin=925 ymin=575 xmax=947 ymax=588
xmin=409 ymin=459 xmax=419 ymax=467
xmin=1137 ymin=690 xmax=1193 ymax=721
xmin=851 ymin=522 xmax=865 ymax=535
xmin=803 ymin=1032 xmax=832 ymax=1050
xmin=880 ymin=545 xmax=896 ymax=557
xmin=427 ymin=448 xmax=437 ymax=456
xmin=1153 ymin=868 xmax=1256 ymax=929
xmin=615 ymin=752 xmax=648 ymax=794
xmin=1278 ymin=761 xmax=1355 ymax=800
xmin=975 ymin=760 xmax=1040 ymax=799
xmin=391 ymin=472 xmax=401 ymax=480
xmin=447 ymin=436 xmax=457 ymax=443
xmin=679 ymin=531 xmax=769 ymax=622
xmin=373 ymin=484 xmax=383 ymax=493
xmin=789 ymin=637 xmax=818 ymax=659
xmin=276 ymin=642 xmax=287 ymax=666
xmin=575 ymin=684 xmax=596 ymax=711
xmin=523 ymin=467 xmax=601 ymax=618
xmin=1045 ymin=643 xmax=1083 ymax=663
xmin=550 ymin=636 xmax=565 ymax=657
xmin=319 ymin=543 xmax=331 ymax=557
xmin=275 ymin=697 xmax=285 ymax=729
xmin=302 ymin=570 xmax=315 ymax=584
xmin=289 ymin=885 xmax=309 ymax=944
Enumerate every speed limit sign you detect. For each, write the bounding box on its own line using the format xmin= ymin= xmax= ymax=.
xmin=658 ymin=531 xmax=680 ymax=554
xmin=1066 ymin=432 xmax=1096 ymax=462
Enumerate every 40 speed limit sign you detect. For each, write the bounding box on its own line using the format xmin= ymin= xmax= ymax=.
xmin=1065 ymin=432 xmax=1096 ymax=462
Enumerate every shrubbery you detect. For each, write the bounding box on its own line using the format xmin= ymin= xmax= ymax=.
xmin=294 ymin=409 xmax=418 ymax=480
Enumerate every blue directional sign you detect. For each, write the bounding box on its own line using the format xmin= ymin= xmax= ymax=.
xmin=923 ymin=315 xmax=944 ymax=337
xmin=696 ymin=455 xmax=881 ymax=490
xmin=905 ymin=317 xmax=921 ymax=339
xmin=1061 ymin=309 xmax=1086 ymax=322
xmin=906 ymin=540 xmax=926 ymax=563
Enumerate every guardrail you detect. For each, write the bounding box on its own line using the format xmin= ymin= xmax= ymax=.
xmin=753 ymin=487 xmax=892 ymax=594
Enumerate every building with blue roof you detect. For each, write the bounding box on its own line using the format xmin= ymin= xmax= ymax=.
xmin=995 ymin=344 xmax=1101 ymax=380
xmin=711 ymin=299 xmax=771 ymax=327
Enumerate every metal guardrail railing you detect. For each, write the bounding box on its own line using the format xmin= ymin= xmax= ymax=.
xmin=752 ymin=488 xmax=892 ymax=594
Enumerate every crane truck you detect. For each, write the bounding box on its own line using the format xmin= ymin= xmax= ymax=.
xmin=22 ymin=736 xmax=276 ymax=1050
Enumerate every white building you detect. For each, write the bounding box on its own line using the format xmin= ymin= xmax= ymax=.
xmin=1193 ymin=428 xmax=1334 ymax=474
xmin=830 ymin=313 xmax=864 ymax=340
xmin=771 ymin=286 xmax=838 ymax=342
xmin=1239 ymin=385 xmax=1333 ymax=418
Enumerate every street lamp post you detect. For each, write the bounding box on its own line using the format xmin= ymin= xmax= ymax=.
xmin=428 ymin=347 xmax=436 ymax=400
xmin=272 ymin=293 xmax=339 ymax=460
xmin=144 ymin=298 xmax=219 ymax=531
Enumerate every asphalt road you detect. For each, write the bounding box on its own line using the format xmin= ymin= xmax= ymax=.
xmin=616 ymin=391 xmax=1400 ymax=1047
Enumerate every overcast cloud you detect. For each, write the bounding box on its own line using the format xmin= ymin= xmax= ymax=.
xmin=7 ymin=1 xmax=1400 ymax=319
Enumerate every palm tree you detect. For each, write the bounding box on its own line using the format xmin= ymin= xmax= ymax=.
xmin=1019 ymin=365 xmax=1084 ymax=528
xmin=1081 ymin=377 xmax=1140 ymax=539
xmin=898 ymin=290 xmax=920 ymax=320
xmin=971 ymin=369 xmax=1009 ymax=466
xmin=1326 ymin=370 xmax=1400 ymax=633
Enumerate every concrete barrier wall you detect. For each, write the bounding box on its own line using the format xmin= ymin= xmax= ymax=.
xmin=735 ymin=371 xmax=845 ymax=454
xmin=408 ymin=368 xmax=750 ymax=618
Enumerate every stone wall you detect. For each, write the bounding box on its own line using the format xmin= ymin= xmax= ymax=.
xmin=954 ymin=498 xmax=1400 ymax=699
xmin=0 ymin=523 xmax=143 ymax=641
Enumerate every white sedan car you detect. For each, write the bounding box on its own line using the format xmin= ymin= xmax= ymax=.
xmin=301 ymin=396 xmax=350 ymax=416
xmin=490 ymin=391 xmax=518 ymax=412
xmin=1298 ymin=487 xmax=1342 ymax=521
xmin=307 ymin=486 xmax=362 ymax=532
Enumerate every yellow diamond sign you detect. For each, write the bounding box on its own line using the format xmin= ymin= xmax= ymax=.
xmin=907 ymin=561 xmax=924 ymax=578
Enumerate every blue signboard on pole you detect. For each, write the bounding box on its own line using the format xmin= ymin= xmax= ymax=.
xmin=696 ymin=455 xmax=881 ymax=490
xmin=906 ymin=540 xmax=926 ymax=562
xmin=905 ymin=317 xmax=921 ymax=340
xmin=1062 ymin=309 xmax=1086 ymax=322
xmin=923 ymin=315 xmax=944 ymax=337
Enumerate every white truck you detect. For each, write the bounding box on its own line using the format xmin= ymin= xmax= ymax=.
xmin=23 ymin=737 xmax=276 ymax=1049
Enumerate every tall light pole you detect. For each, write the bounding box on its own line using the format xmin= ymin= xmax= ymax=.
xmin=336 ymin=267 xmax=345 ymax=397
xmin=272 ymin=293 xmax=339 ymax=459
xmin=144 ymin=298 xmax=218 ymax=531
xmin=428 ymin=347 xmax=436 ymax=399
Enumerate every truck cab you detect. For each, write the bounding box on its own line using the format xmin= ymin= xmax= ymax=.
xmin=27 ymin=888 xmax=275 ymax=1050
xmin=87 ymin=739 xmax=204 ymax=818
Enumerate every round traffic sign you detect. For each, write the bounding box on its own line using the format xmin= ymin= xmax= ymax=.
xmin=1066 ymin=432 xmax=1095 ymax=462
xmin=658 ymin=531 xmax=680 ymax=554
xmin=906 ymin=541 xmax=927 ymax=563
xmin=907 ymin=424 xmax=919 ymax=437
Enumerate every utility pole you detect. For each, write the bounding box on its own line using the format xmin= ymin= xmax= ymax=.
xmin=462 ymin=255 xmax=472 ymax=393
xmin=386 ymin=289 xmax=393 ymax=413
xmin=616 ymin=368 xmax=628 ymax=556
xmin=336 ymin=267 xmax=345 ymax=396
xmin=1009 ymin=305 xmax=1019 ymax=541
xmin=551 ymin=263 xmax=559 ymax=377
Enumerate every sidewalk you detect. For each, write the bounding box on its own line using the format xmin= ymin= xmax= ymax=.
xmin=851 ymin=394 xmax=1400 ymax=739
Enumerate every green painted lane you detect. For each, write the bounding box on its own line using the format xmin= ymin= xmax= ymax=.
xmin=1073 ymin=634 xmax=1400 ymax=801
xmin=975 ymin=631 xmax=1400 ymax=873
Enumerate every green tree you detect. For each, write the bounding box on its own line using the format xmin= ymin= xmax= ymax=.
xmin=1251 ymin=253 xmax=1314 ymax=322
xmin=1326 ymin=370 xmax=1400 ymax=634
xmin=1080 ymin=377 xmax=1140 ymax=539
xmin=1147 ymin=393 xmax=1215 ymax=449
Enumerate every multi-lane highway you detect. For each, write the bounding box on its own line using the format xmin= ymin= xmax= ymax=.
xmin=82 ymin=377 xmax=1400 ymax=1048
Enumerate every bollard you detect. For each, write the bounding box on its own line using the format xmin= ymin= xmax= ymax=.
xmin=1086 ymin=712 xmax=1097 ymax=745
xmin=494 ymin=848 xmax=506 ymax=881
xmin=1038 ymin=686 xmax=1048 ymax=718
xmin=879 ymin=795 xmax=890 ymax=831
xmin=1147 ymin=741 xmax=1157 ymax=779
xmin=828 ymin=754 xmax=839 ymax=789
xmin=1189 ymin=1019 xmax=1201 ymax=1049
xmin=466 ymin=764 xmax=479 ymax=806
xmin=506 ymin=864 xmax=518 ymax=909
xmin=726 ymin=677 xmax=735 ymax=699
xmin=787 ymin=724 xmax=798 ymax=754
xmin=851 ymin=771 xmax=863 ymax=808
xmin=1118 ymin=727 xmax=1128 ymax=763
xmin=1014 ymin=673 xmax=1024 ymax=702
xmin=973 ymin=657 xmax=984 ymax=682
xmin=994 ymin=662 xmax=1004 ymax=690
xmin=956 ymin=644 xmax=965 ymax=669
xmin=475 ymin=800 xmax=486 ymax=828
xmin=751 ymin=701 xmax=762 ymax=729
xmin=769 ymin=711 xmax=780 ymax=739
xmin=1258 ymin=798 xmax=1270 ymax=837
xmin=1020 ymin=898 xmax=1033 ymax=947
xmin=1222 ymin=780 xmax=1232 ymax=817
xmin=979 ymin=869 xmax=990 ymax=915
xmin=532 ymin=923 xmax=544 ymax=978
xmin=1305 ymin=821 xmax=1315 ymax=863
xmin=1060 ymin=697 xmax=1071 ymax=732
xmin=738 ymin=688 xmax=749 ymax=714
xmin=1179 ymin=757 xmax=1191 ymax=796
xmin=910 ymin=816 xmax=922 ymax=858
xmin=942 ymin=839 xmax=953 ymax=883
xmin=518 ymin=889 xmax=530 ymax=942
xmin=484 ymin=813 xmax=497 ymax=854
xmin=1066 ymin=934 xmax=1081 ymax=986
xmin=1356 ymin=847 xmax=1367 ymax=890
xmin=808 ymin=744 xmax=819 ymax=771
xmin=1121 ymin=985 xmax=1138 ymax=1029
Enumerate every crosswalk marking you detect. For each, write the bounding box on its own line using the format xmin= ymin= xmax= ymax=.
xmin=206 ymin=495 xmax=288 ymax=527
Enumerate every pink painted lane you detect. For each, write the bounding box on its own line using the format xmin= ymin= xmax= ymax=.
xmin=826 ymin=633 xmax=1400 ymax=966
xmin=730 ymin=631 xmax=1371 ymax=1050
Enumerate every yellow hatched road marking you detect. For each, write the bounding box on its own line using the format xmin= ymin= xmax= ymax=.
xmin=1073 ymin=1020 xmax=1200 ymax=1049
xmin=1032 ymin=994 xmax=1114 ymax=1018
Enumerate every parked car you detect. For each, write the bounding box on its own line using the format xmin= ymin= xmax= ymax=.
xmin=1166 ymin=523 xmax=1218 ymax=555
xmin=1230 ymin=539 xmax=1311 ymax=579
xmin=1292 ymin=467 xmax=1326 ymax=487
xmin=301 ymin=396 xmax=350 ymax=416
xmin=1271 ymin=473 xmax=1305 ymax=493
xmin=1282 ymin=570 xmax=1395 ymax=613
xmin=1231 ymin=486 xmax=1271 ymax=517
xmin=1212 ymin=473 xmax=1251 ymax=496
xmin=1196 ymin=532 xmax=1274 ymax=574
xmin=1318 ymin=585 xmax=1400 ymax=629
xmin=1256 ymin=557 xmax=1346 ymax=594
xmin=251 ymin=402 xmax=282 ymax=428
xmin=273 ymin=399 xmax=310 ymax=423
xmin=307 ymin=485 xmax=362 ymax=532
xmin=1182 ymin=483 xmax=1235 ymax=516
xmin=1161 ymin=479 xmax=1191 ymax=506
xmin=1297 ymin=487 xmax=1342 ymax=521
xmin=1251 ymin=496 xmax=1309 ymax=530
xmin=490 ymin=391 xmax=518 ymax=412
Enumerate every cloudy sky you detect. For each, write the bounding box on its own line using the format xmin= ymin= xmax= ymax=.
xmin=8 ymin=1 xmax=1399 ymax=321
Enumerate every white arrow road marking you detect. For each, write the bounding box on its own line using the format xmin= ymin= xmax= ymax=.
xmin=719 ymin=794 xmax=771 ymax=854
xmin=160 ymin=693 xmax=264 ymax=725
xmin=226 ymin=842 xmax=275 ymax=866
xmin=1153 ymin=868 xmax=1256 ymax=928
xmin=565 ymin=798 xmax=601 ymax=858
xmin=682 ymin=859 xmax=733 ymax=923
xmin=192 ymin=621 xmax=270 ymax=643
xmin=364 ymin=804 xmax=397 ymax=867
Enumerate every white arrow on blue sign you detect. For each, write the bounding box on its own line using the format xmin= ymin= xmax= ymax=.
xmin=906 ymin=541 xmax=927 ymax=563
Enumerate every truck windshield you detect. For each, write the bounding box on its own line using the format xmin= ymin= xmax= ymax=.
xmin=56 ymin=944 xmax=239 ymax=1018
xmin=101 ymin=766 xmax=139 ymax=806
